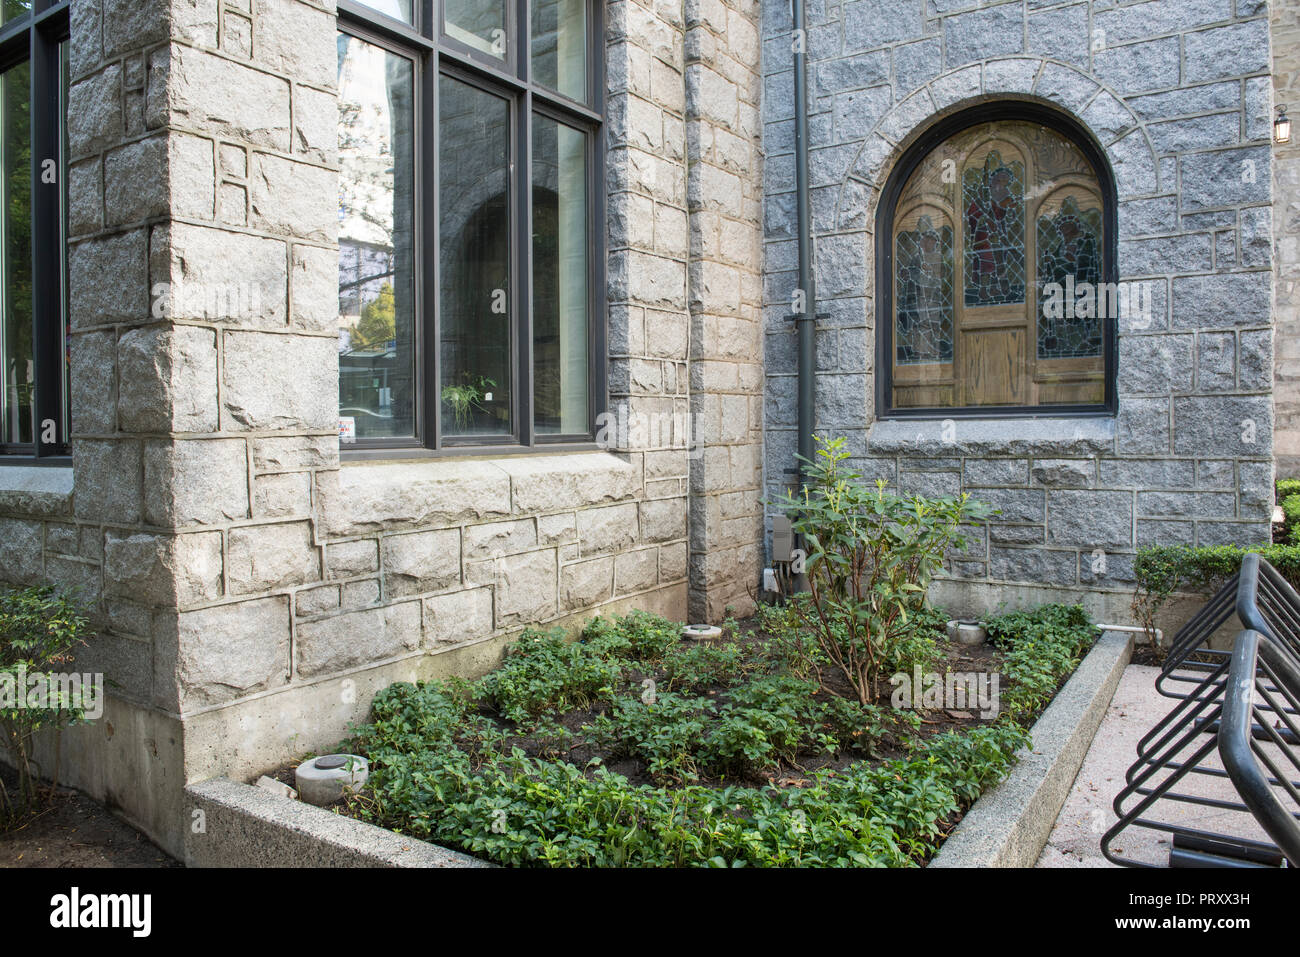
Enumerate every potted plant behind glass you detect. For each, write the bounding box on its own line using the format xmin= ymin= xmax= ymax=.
xmin=441 ymin=372 xmax=497 ymax=430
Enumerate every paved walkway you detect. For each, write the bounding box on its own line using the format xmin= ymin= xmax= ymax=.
xmin=1036 ymin=663 xmax=1275 ymax=868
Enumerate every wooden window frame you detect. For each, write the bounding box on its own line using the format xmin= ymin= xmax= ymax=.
xmin=875 ymin=102 xmax=1118 ymax=421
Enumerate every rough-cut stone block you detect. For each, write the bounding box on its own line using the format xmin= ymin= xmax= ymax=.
xmin=1171 ymin=273 xmax=1271 ymax=329
xmin=150 ymin=222 xmax=288 ymax=326
xmin=1180 ymin=146 xmax=1271 ymax=211
xmin=943 ymin=4 xmax=1022 ymax=66
xmin=117 ymin=325 xmax=219 ymax=433
xmin=1031 ymin=459 xmax=1094 ymax=488
xmin=104 ymin=529 xmax=223 ymax=607
xmin=296 ymin=584 xmax=340 ymax=617
xmin=1098 ymin=459 xmax=1195 ymax=489
xmin=1173 ymin=396 xmax=1272 ymax=457
xmin=989 ymin=546 xmax=1077 ymax=586
xmin=253 ymin=436 xmax=337 ymax=472
xmin=290 ymin=243 xmax=337 ymax=331
xmin=155 ymin=45 xmax=290 ymax=150
xmin=494 ymin=549 xmax=557 ymax=626
xmin=68 ymin=64 xmax=123 ymax=157
xmin=69 ymin=230 xmax=148 ymax=327
xmin=1116 ymin=398 xmax=1170 ymax=455
xmin=253 ymin=471 xmax=311 ymax=518
xmin=964 ymin=458 xmax=1029 ymax=487
xmin=843 ymin=0 xmax=923 ymax=52
xmin=561 ymin=557 xmax=614 ymax=610
xmin=70 ymin=330 xmax=117 ymax=435
xmin=463 ymin=519 xmax=537 ymax=559
xmin=143 ymin=438 xmax=250 ymax=526
xmin=1046 ymin=491 xmax=1134 ymax=548
xmin=501 ymin=453 xmax=639 ymax=513
xmin=1136 ymin=490 xmax=1236 ymax=518
xmin=639 ymin=498 xmax=686 ymax=542
xmin=295 ymin=601 xmax=421 ymax=677
xmin=381 ymin=529 xmax=461 ymax=597
xmin=225 ymin=522 xmax=320 ymax=596
xmin=577 ymin=503 xmax=639 ymax=554
xmin=321 ymin=461 xmax=511 ymax=535
xmin=977 ymin=487 xmax=1046 ymax=524
xmin=252 ymin=0 xmax=336 ymax=88
xmin=73 ymin=440 xmax=143 ymax=523
xmin=423 ymin=587 xmax=494 ymax=646
xmin=172 ymin=595 xmax=290 ymax=708
xmin=327 ymin=539 xmax=379 ymax=579
xmin=222 ymin=331 xmax=337 ymax=431
xmin=615 ymin=547 xmax=660 ymax=594
xmin=248 ymin=152 xmax=336 ymax=243
xmin=0 ymin=518 xmax=44 ymax=585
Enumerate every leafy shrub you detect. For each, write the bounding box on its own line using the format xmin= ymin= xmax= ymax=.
xmin=661 ymin=642 xmax=748 ymax=692
xmin=0 ymin=586 xmax=94 ymax=813
xmin=348 ymin=605 xmax=1089 ymax=868
xmin=771 ymin=435 xmax=990 ymax=705
xmin=983 ymin=604 xmax=1095 ymax=720
xmin=753 ymin=598 xmax=829 ymax=681
xmin=478 ymin=628 xmax=621 ymax=725
xmin=589 ymin=692 xmax=714 ymax=784
xmin=581 ymin=610 xmax=682 ymax=664
xmin=1277 ymin=479 xmax=1300 ymax=544
xmin=355 ymin=693 xmax=1030 ymax=867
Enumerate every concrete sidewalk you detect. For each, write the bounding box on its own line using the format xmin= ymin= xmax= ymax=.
xmin=1036 ymin=663 xmax=1276 ymax=868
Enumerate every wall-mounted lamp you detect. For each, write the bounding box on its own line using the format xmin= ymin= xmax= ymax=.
xmin=1276 ymin=105 xmax=1292 ymax=145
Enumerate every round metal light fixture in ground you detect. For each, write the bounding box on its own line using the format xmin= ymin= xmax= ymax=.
xmin=682 ymin=624 xmax=723 ymax=641
xmin=295 ymin=753 xmax=369 ymax=807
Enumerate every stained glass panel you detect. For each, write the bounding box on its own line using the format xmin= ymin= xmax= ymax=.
xmin=962 ymin=150 xmax=1025 ymax=306
xmin=889 ymin=118 xmax=1107 ymax=411
xmin=895 ymin=216 xmax=954 ymax=365
xmin=1036 ymin=195 xmax=1104 ymax=359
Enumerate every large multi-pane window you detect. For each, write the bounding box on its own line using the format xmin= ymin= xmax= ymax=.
xmin=338 ymin=0 xmax=602 ymax=451
xmin=878 ymin=105 xmax=1116 ymax=417
xmin=0 ymin=0 xmax=68 ymax=457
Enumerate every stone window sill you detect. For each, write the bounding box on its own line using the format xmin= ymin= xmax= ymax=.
xmin=867 ymin=415 xmax=1115 ymax=457
xmin=326 ymin=449 xmax=640 ymax=534
xmin=0 ymin=463 xmax=73 ymax=517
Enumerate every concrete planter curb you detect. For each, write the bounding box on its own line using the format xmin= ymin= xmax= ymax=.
xmin=184 ymin=630 xmax=1130 ymax=869
xmin=929 ymin=629 xmax=1134 ymax=868
xmin=183 ymin=777 xmax=491 ymax=868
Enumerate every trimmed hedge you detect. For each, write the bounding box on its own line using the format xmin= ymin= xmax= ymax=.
xmin=1131 ymin=543 xmax=1300 ymax=641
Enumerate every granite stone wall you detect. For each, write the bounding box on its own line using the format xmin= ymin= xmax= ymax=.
xmin=0 ymin=0 xmax=774 ymax=855
xmin=1273 ymin=0 xmax=1300 ymax=473
xmin=761 ymin=0 xmax=1277 ymax=605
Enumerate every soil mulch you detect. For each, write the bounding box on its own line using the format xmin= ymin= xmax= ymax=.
xmin=0 ymin=764 xmax=179 ymax=868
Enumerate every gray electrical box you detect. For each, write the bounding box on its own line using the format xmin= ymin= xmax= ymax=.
xmin=771 ymin=515 xmax=793 ymax=562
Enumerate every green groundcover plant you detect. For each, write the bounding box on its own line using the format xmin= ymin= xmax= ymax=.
xmin=345 ymin=603 xmax=1094 ymax=868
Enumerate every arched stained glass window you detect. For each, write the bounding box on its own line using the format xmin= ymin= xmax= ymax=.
xmin=879 ymin=109 xmax=1114 ymax=414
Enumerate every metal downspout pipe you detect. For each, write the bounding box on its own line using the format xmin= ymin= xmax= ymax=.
xmin=791 ymin=0 xmax=815 ymax=483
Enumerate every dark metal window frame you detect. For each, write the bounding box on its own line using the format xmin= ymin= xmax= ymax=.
xmin=338 ymin=0 xmax=607 ymax=459
xmin=875 ymin=101 xmax=1119 ymax=421
xmin=0 ymin=0 xmax=70 ymax=460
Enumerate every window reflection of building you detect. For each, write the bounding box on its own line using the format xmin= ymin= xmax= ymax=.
xmin=336 ymin=35 xmax=415 ymax=440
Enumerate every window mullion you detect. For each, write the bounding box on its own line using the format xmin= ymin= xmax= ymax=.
xmin=30 ymin=24 xmax=62 ymax=456
xmin=517 ymin=86 xmax=533 ymax=446
xmin=425 ymin=47 xmax=439 ymax=449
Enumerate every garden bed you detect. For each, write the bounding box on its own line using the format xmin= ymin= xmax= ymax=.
xmin=314 ymin=602 xmax=1097 ymax=868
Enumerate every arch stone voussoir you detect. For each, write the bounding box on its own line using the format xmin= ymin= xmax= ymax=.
xmin=838 ymin=55 xmax=1154 ymax=245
